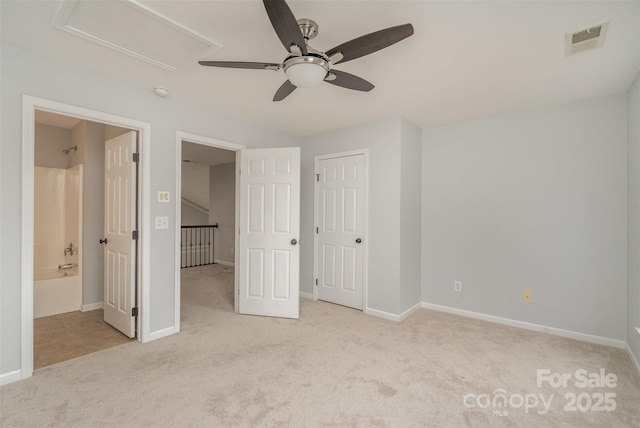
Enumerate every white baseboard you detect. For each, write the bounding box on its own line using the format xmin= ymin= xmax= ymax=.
xmin=214 ymin=260 xmax=234 ymax=267
xmin=398 ymin=302 xmax=422 ymax=321
xmin=365 ymin=307 xmax=402 ymax=322
xmin=421 ymin=302 xmax=626 ymax=349
xmin=148 ymin=326 xmax=176 ymax=342
xmin=365 ymin=302 xmax=422 ymax=322
xmin=627 ymin=344 xmax=640 ymax=377
xmin=300 ymin=291 xmax=314 ymax=300
xmin=81 ymin=302 xmax=103 ymax=312
xmin=0 ymin=369 xmax=22 ymax=386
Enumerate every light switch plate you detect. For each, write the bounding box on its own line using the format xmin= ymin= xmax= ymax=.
xmin=155 ymin=216 xmax=169 ymax=229
xmin=158 ymin=191 xmax=170 ymax=203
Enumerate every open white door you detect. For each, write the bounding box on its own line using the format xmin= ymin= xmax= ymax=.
xmin=103 ymin=131 xmax=137 ymax=337
xmin=238 ymin=148 xmax=300 ymax=319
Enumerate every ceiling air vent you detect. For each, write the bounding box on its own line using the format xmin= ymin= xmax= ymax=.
xmin=53 ymin=0 xmax=221 ymax=73
xmin=566 ymin=22 xmax=609 ymax=56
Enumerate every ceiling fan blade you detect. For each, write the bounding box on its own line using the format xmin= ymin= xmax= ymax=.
xmin=326 ymin=23 xmax=414 ymax=64
xmin=199 ymin=61 xmax=280 ymax=70
xmin=263 ymin=0 xmax=308 ymax=55
xmin=325 ymin=70 xmax=374 ymax=92
xmin=273 ymin=80 xmax=297 ymax=101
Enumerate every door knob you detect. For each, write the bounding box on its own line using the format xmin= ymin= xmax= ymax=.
xmin=99 ymin=238 xmax=108 ymax=244
xmin=291 ymin=239 xmax=298 ymax=245
xmin=355 ymin=238 xmax=362 ymax=244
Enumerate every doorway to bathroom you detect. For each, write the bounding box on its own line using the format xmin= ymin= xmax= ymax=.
xmin=32 ymin=110 xmax=137 ymax=369
xmin=21 ymin=96 xmax=152 ymax=380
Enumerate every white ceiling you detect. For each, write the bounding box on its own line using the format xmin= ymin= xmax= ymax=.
xmin=2 ymin=1 xmax=639 ymax=137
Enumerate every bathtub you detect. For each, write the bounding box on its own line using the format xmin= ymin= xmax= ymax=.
xmin=34 ymin=268 xmax=82 ymax=318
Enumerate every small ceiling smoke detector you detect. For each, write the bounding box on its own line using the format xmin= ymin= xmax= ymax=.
xmin=153 ymin=86 xmax=169 ymax=97
xmin=566 ymin=21 xmax=609 ymax=56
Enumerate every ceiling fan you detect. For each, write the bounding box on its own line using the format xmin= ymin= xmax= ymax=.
xmin=199 ymin=0 xmax=414 ymax=101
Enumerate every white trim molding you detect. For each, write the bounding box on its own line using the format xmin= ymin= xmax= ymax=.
xmin=421 ymin=302 xmax=626 ymax=349
xmin=0 ymin=370 xmax=22 ymax=387
xmin=627 ymin=344 xmax=640 ymax=377
xmin=365 ymin=302 xmax=422 ymax=322
xmin=365 ymin=307 xmax=402 ymax=322
xmin=300 ymin=291 xmax=315 ymax=300
xmin=21 ymin=95 xmax=152 ymax=382
xmin=81 ymin=302 xmax=104 ymax=312
xmin=213 ymin=260 xmax=235 ymax=267
xmin=148 ymin=326 xmax=176 ymax=342
xmin=398 ymin=302 xmax=422 ymax=321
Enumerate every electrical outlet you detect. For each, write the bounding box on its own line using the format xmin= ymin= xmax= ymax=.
xmin=523 ymin=291 xmax=533 ymax=304
xmin=454 ymin=281 xmax=462 ymax=292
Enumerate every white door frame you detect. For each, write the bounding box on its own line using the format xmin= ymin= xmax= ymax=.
xmin=313 ymin=149 xmax=369 ymax=312
xmin=174 ymin=131 xmax=245 ymax=330
xmin=21 ymin=95 xmax=151 ymax=380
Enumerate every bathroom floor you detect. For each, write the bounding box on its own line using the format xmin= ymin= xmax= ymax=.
xmin=34 ymin=309 xmax=135 ymax=370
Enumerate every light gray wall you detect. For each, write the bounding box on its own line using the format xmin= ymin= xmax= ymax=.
xmin=34 ymin=124 xmax=72 ymax=169
xmin=71 ymin=120 xmax=106 ymax=306
xmin=422 ymin=94 xmax=628 ymax=340
xmin=209 ymin=162 xmax=236 ymax=265
xmin=627 ymin=72 xmax=640 ymax=366
xmin=399 ymin=119 xmax=422 ymax=313
xmin=181 ymin=161 xmax=210 ymax=210
xmin=181 ymin=202 xmax=208 ymax=226
xmin=0 ymin=44 xmax=298 ymax=376
xmin=181 ymin=160 xmax=210 ymax=226
xmin=301 ymin=118 xmax=406 ymax=314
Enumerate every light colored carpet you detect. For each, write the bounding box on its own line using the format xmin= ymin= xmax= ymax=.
xmin=2 ymin=264 xmax=639 ymax=427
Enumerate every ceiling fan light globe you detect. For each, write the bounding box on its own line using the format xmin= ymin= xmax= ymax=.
xmin=283 ymin=55 xmax=330 ymax=88
xmin=285 ymin=62 xmax=327 ymax=87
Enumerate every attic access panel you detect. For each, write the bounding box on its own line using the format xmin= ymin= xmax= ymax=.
xmin=53 ymin=0 xmax=221 ymax=72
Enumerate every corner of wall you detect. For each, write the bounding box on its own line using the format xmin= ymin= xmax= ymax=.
xmin=627 ymin=71 xmax=640 ymax=374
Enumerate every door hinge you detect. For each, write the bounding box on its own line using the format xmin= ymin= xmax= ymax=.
xmin=315 ymin=278 xmax=318 ymax=286
xmin=316 ymin=227 xmax=318 ymax=234
xmin=132 ymin=230 xmax=138 ymax=240
xmin=131 ymin=307 xmax=138 ymax=317
xmin=133 ymin=153 xmax=140 ymax=163
xmin=316 ymin=173 xmax=320 ymax=182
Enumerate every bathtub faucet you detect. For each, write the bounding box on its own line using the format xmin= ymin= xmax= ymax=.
xmin=58 ymin=263 xmax=74 ymax=270
xmin=64 ymin=243 xmax=75 ymax=256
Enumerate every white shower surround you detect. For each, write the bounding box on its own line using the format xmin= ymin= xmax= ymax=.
xmin=33 ymin=165 xmax=83 ymax=318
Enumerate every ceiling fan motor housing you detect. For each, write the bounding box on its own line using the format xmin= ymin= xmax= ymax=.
xmin=297 ymin=19 xmax=318 ymax=40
